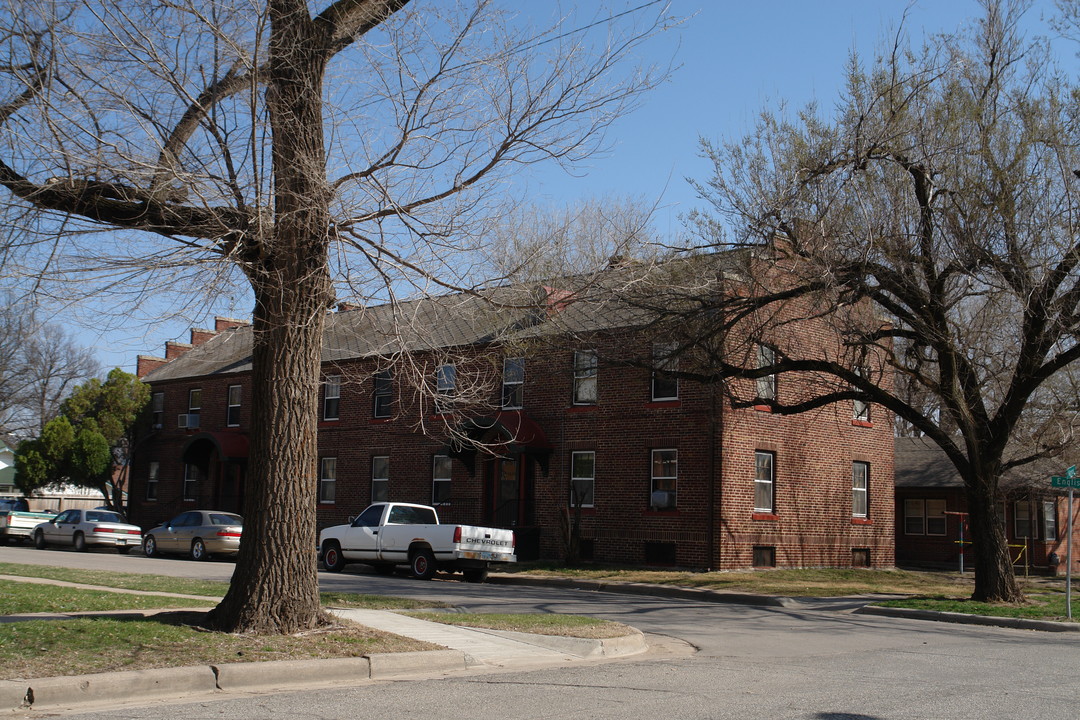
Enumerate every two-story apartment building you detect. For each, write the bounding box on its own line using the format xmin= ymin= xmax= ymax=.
xmin=128 ymin=270 xmax=895 ymax=569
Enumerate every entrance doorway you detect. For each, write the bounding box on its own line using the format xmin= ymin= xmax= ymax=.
xmin=483 ymin=455 xmax=532 ymax=528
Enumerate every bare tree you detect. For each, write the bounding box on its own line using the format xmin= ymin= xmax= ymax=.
xmin=0 ymin=0 xmax=671 ymax=633
xmin=669 ymin=0 xmax=1080 ymax=603
xmin=0 ymin=295 xmax=97 ymax=438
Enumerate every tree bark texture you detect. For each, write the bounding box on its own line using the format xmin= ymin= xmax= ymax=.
xmin=206 ymin=0 xmax=333 ymax=634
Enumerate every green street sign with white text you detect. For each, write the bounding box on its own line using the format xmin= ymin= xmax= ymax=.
xmin=1052 ymin=476 xmax=1080 ymax=489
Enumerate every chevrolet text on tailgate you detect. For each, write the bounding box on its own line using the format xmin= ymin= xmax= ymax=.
xmin=319 ymin=502 xmax=516 ymax=583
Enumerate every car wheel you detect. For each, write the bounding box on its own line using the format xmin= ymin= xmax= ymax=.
xmin=410 ymin=549 xmax=436 ymax=580
xmin=34 ymin=530 xmax=46 ymax=550
xmin=322 ymin=541 xmax=346 ymax=572
xmin=462 ymin=568 xmax=488 ymax=584
xmin=73 ymin=532 xmax=87 ymax=552
xmin=143 ymin=535 xmax=159 ymax=558
xmin=190 ymin=538 xmax=207 ymax=561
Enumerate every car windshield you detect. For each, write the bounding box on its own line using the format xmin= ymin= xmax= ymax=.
xmin=210 ymin=513 xmax=243 ymax=526
xmin=86 ymin=511 xmax=124 ymax=523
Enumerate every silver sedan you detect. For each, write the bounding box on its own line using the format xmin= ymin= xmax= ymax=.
xmin=33 ymin=508 xmax=143 ymax=553
xmin=142 ymin=510 xmax=243 ymax=561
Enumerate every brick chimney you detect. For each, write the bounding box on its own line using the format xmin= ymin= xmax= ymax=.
xmin=136 ymin=355 xmax=168 ymax=378
xmin=215 ymin=316 xmax=251 ymax=332
xmin=165 ymin=341 xmax=193 ymax=360
xmin=190 ymin=328 xmax=216 ymax=346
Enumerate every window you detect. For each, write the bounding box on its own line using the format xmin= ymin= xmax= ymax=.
xmin=432 ymin=455 xmax=452 ymax=505
xmin=226 ymin=385 xmax=241 ymax=427
xmin=573 ymin=350 xmax=598 ymax=405
xmin=904 ymin=499 xmax=946 ymax=536
xmin=651 ymin=344 xmax=678 ymax=401
xmin=351 ymin=504 xmax=383 ymax=528
xmin=371 ymin=455 xmax=389 ymax=503
xmin=319 ymin=457 xmax=337 ymax=504
xmin=436 ymin=364 xmax=456 ymax=413
xmin=151 ymin=392 xmax=164 ymax=429
xmin=1044 ymin=500 xmax=1058 ymax=541
xmin=323 ymin=375 xmax=341 ymax=420
xmin=852 ymin=366 xmax=870 ymax=421
xmin=650 ymin=449 xmax=677 ymax=510
xmin=185 ymin=388 xmax=202 ymax=428
xmin=1014 ymin=500 xmax=1033 ymax=539
xmin=373 ymin=370 xmax=393 ymax=418
xmin=502 ymin=357 xmax=525 ymax=409
xmin=753 ymin=546 xmax=776 ymax=567
xmin=145 ymin=461 xmax=159 ymax=501
xmin=183 ymin=463 xmax=199 ymax=501
xmin=754 ymin=451 xmax=775 ymax=513
xmin=570 ymin=451 xmax=595 ymax=508
xmin=852 ymin=462 xmax=869 ymax=518
xmin=756 ymin=345 xmax=776 ymax=401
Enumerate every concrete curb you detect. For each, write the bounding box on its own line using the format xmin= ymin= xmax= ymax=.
xmin=855 ymin=605 xmax=1080 ymax=632
xmin=487 ymin=574 xmax=790 ymax=608
xmin=1 ymin=666 xmax=218 ymax=711
xmin=476 ymin=627 xmax=648 ymax=659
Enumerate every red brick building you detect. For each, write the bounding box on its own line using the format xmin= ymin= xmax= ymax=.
xmin=128 ymin=280 xmax=895 ymax=570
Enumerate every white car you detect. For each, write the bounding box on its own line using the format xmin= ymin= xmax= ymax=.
xmin=33 ymin=508 xmax=143 ymax=553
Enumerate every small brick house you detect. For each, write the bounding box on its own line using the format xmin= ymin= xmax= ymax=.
xmin=895 ymin=436 xmax=1080 ymax=575
xmin=127 ymin=275 xmax=895 ymax=570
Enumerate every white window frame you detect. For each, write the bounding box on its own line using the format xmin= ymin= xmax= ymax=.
xmin=373 ymin=370 xmax=393 ymax=419
xmin=226 ymin=384 xmax=241 ymax=427
xmin=853 ymin=366 xmax=870 ymax=421
xmin=183 ymin=463 xmax=199 ymax=502
xmin=756 ymin=345 xmax=776 ymax=401
xmin=432 ymin=455 xmax=452 ymax=505
xmin=371 ymin=455 xmax=389 ymax=503
xmin=436 ymin=364 xmax=456 ymax=413
xmin=145 ymin=461 xmax=159 ymax=501
xmin=573 ymin=350 xmax=598 ymax=405
xmin=502 ymin=357 xmax=525 ymax=409
xmin=570 ymin=451 xmax=595 ymax=508
xmin=852 ymin=461 xmax=869 ymax=518
xmin=1014 ymin=500 xmax=1033 ymax=539
xmin=754 ymin=450 xmax=775 ymax=512
xmin=1043 ymin=500 xmax=1058 ymax=541
xmin=651 ymin=344 xmax=678 ymax=401
xmin=926 ymin=499 xmax=947 ymax=536
xmin=323 ymin=375 xmax=341 ymax=421
xmin=319 ymin=457 xmax=337 ymax=504
xmin=650 ymin=449 xmax=677 ymax=510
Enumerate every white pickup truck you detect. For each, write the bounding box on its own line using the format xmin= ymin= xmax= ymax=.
xmin=0 ymin=500 xmax=56 ymax=545
xmin=319 ymin=502 xmax=516 ymax=583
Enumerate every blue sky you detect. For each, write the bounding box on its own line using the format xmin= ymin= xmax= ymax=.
xmin=67 ymin=0 xmax=1061 ymax=373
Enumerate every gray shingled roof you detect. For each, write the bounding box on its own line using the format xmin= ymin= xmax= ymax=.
xmin=895 ymin=436 xmax=1066 ymax=491
xmin=143 ymin=254 xmax=745 ymax=383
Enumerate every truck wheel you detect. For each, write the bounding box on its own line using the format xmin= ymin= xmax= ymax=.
xmin=34 ymin=530 xmax=46 ymax=550
xmin=410 ymin=549 xmax=436 ymax=580
xmin=73 ymin=532 xmax=87 ymax=552
xmin=463 ymin=568 xmax=488 ymax=584
xmin=323 ymin=541 xmax=346 ymax=572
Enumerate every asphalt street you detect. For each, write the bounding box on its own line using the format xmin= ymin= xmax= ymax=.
xmin=2 ymin=546 xmax=1076 ymax=719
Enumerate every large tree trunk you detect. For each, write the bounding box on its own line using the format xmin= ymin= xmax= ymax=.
xmin=966 ymin=469 xmax=1024 ymax=603
xmin=205 ymin=0 xmax=333 ymax=634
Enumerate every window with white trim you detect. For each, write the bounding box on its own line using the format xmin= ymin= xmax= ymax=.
xmin=853 ymin=366 xmax=870 ymax=421
xmin=904 ymin=499 xmax=946 ymax=536
xmin=151 ymin=392 xmax=164 ymax=429
xmin=651 ymin=344 xmax=678 ymax=401
xmin=323 ymin=375 xmax=341 ymax=420
xmin=432 ymin=455 xmax=452 ymax=505
xmin=756 ymin=345 xmax=776 ymax=401
xmin=371 ymin=455 xmax=389 ymax=503
xmin=573 ymin=350 xmax=598 ymax=405
xmin=436 ymin=364 xmax=456 ymax=413
xmin=186 ymin=388 xmax=202 ymax=428
xmin=502 ymin=357 xmax=524 ymax=409
xmin=183 ymin=463 xmax=199 ymax=502
xmin=754 ymin=451 xmax=775 ymax=512
xmin=1014 ymin=500 xmax=1033 ymax=538
xmin=852 ymin=461 xmax=869 ymax=518
xmin=226 ymin=385 xmax=241 ymax=427
xmin=373 ymin=370 xmax=393 ymax=418
xmin=1044 ymin=500 xmax=1058 ymax=541
xmin=145 ymin=462 xmax=159 ymax=501
xmin=650 ymin=449 xmax=677 ymax=510
xmin=570 ymin=451 xmax=595 ymax=508
xmin=319 ymin=457 xmax=337 ymax=504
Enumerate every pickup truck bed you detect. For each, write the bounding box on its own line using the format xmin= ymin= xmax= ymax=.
xmin=0 ymin=510 xmax=57 ymax=544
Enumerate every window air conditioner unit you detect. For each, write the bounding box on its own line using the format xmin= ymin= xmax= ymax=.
xmin=178 ymin=413 xmax=188 ymax=428
xmin=178 ymin=413 xmax=199 ymax=429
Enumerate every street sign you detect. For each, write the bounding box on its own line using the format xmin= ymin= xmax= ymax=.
xmin=1051 ymin=476 xmax=1080 ymax=489
xmin=1068 ymin=465 xmax=1077 ymax=479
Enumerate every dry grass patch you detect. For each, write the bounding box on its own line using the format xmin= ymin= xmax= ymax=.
xmin=0 ymin=612 xmax=440 ymax=681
